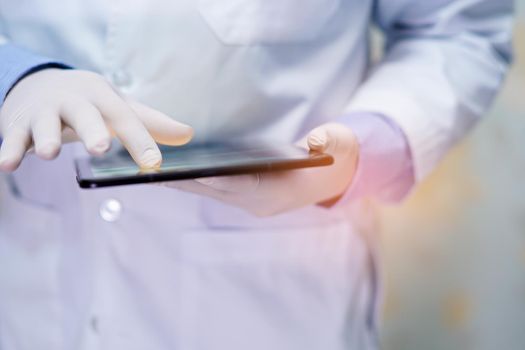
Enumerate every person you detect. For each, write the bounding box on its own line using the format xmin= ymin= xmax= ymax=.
xmin=0 ymin=1 xmax=513 ymax=349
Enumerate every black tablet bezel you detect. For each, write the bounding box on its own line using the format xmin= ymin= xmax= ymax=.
xmin=75 ymin=146 xmax=333 ymax=189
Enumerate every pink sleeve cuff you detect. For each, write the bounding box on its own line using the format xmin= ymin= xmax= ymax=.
xmin=329 ymin=112 xmax=415 ymax=206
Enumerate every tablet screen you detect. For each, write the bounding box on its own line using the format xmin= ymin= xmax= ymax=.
xmin=85 ymin=142 xmax=327 ymax=179
xmin=76 ymin=141 xmax=333 ymax=188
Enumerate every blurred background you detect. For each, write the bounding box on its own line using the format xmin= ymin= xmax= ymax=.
xmin=380 ymin=2 xmax=525 ymax=349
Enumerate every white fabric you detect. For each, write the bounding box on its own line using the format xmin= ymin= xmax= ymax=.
xmin=0 ymin=0 xmax=512 ymax=349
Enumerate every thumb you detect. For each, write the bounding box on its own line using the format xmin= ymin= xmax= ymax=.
xmin=306 ymin=122 xmax=357 ymax=156
xmin=127 ymin=100 xmax=194 ymax=146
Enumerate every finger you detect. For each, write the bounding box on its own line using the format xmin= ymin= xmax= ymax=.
xmin=160 ymin=179 xmax=230 ymax=200
xmin=0 ymin=127 xmax=31 ymax=172
xmin=127 ymin=100 xmax=194 ymax=146
xmin=61 ymin=100 xmax=112 ymax=156
xmin=31 ymin=112 xmax=62 ymax=160
xmin=94 ymin=92 xmax=162 ymax=168
xmin=194 ymin=174 xmax=260 ymax=194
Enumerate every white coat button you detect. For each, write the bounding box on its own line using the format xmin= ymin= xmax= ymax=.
xmin=111 ymin=70 xmax=132 ymax=88
xmin=99 ymin=199 xmax=122 ymax=222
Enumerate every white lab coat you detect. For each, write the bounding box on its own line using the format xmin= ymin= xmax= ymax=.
xmin=0 ymin=1 xmax=512 ymax=349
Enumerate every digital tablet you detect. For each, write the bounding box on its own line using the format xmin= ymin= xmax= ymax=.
xmin=75 ymin=142 xmax=334 ymax=189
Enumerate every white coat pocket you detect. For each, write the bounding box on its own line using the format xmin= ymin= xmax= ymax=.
xmin=178 ymin=220 xmax=374 ymax=350
xmin=197 ymin=0 xmax=341 ymax=45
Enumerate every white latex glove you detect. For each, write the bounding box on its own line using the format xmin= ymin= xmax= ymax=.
xmin=162 ymin=123 xmax=359 ymax=217
xmin=0 ymin=68 xmax=193 ymax=171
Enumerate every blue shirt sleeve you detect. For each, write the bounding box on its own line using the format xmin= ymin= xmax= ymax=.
xmin=326 ymin=112 xmax=415 ymax=206
xmin=0 ymin=43 xmax=71 ymax=103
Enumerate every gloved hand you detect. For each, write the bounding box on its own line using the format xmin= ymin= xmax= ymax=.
xmin=162 ymin=123 xmax=359 ymax=216
xmin=0 ymin=68 xmax=193 ymax=171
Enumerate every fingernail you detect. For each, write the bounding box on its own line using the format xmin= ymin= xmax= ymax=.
xmin=184 ymin=126 xmax=194 ymax=137
xmin=89 ymin=140 xmax=111 ymax=155
xmin=308 ymin=133 xmax=327 ymax=148
xmin=140 ymin=148 xmax=162 ymax=168
xmin=36 ymin=143 xmax=60 ymax=160
xmin=180 ymin=126 xmax=194 ymax=143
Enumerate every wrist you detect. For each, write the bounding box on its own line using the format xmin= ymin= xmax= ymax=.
xmin=0 ymin=43 xmax=71 ymax=103
xmin=5 ymin=64 xmax=71 ymax=99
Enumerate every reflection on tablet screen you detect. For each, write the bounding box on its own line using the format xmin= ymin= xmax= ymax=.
xmin=89 ymin=142 xmax=307 ymax=178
